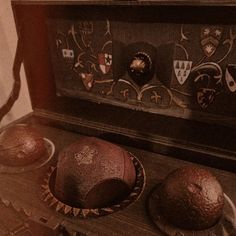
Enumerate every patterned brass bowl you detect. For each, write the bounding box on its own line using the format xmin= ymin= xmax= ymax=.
xmin=41 ymin=153 xmax=146 ymax=218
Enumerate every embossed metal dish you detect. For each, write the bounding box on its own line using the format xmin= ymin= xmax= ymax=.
xmin=0 ymin=138 xmax=55 ymax=174
xmin=41 ymin=153 xmax=146 ymax=218
xmin=148 ymin=183 xmax=236 ymax=236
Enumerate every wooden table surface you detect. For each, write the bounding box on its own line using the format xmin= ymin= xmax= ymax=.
xmin=0 ymin=124 xmax=235 ymax=235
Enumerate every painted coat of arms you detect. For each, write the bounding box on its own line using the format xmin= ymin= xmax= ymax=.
xmin=173 ymin=60 xmax=192 ymax=85
xmin=200 ymin=26 xmax=223 ymax=57
xmin=49 ymin=18 xmax=113 ymax=96
xmin=225 ymin=65 xmax=236 ymax=93
xmin=49 ymin=19 xmax=236 ymax=119
xmin=98 ymin=53 xmax=112 ymax=74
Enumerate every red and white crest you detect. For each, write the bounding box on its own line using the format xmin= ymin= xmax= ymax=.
xmin=98 ymin=53 xmax=112 ymax=74
xmin=200 ymin=26 xmax=223 ymax=57
xmin=173 ymin=60 xmax=192 ymax=85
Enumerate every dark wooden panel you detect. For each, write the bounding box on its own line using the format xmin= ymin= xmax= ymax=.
xmin=48 ymin=17 xmax=236 ymax=119
xmin=11 ymin=3 xmax=236 ymax=170
xmin=27 ymin=110 xmax=236 ymax=173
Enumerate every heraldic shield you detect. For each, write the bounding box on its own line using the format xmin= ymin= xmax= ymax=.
xmin=98 ymin=53 xmax=112 ymax=74
xmin=173 ymin=60 xmax=192 ymax=85
xmin=80 ymin=73 xmax=94 ymax=91
xmin=225 ymin=65 xmax=236 ymax=93
xmin=200 ymin=26 xmax=223 ymax=58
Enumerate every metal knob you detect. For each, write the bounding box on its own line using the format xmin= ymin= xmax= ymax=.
xmin=127 ymin=52 xmax=153 ymax=85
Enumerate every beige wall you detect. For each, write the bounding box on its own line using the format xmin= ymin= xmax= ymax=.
xmin=0 ymin=0 xmax=32 ymax=127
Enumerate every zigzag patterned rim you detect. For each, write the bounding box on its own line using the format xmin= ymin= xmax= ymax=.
xmin=41 ymin=152 xmax=146 ymax=218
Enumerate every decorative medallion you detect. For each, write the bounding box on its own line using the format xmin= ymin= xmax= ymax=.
xmin=200 ymin=26 xmax=223 ymax=57
xmin=173 ymin=60 xmax=192 ymax=85
xmin=127 ymin=52 xmax=153 ymax=86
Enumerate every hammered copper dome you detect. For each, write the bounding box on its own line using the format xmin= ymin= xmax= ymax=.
xmin=159 ymin=166 xmax=224 ymax=230
xmin=0 ymin=124 xmax=47 ymax=166
xmin=53 ymin=137 xmax=137 ymax=209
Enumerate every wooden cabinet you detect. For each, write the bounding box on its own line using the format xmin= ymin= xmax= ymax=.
xmin=0 ymin=1 xmax=234 ymax=235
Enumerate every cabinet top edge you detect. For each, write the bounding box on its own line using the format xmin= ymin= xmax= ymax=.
xmin=11 ymin=0 xmax=236 ymax=7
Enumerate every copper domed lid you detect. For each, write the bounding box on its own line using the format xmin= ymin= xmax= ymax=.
xmin=148 ymin=166 xmax=236 ymax=236
xmin=41 ymin=137 xmax=145 ymax=218
xmin=0 ymin=124 xmax=55 ymax=173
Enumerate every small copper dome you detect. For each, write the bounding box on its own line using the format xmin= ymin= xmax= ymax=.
xmin=159 ymin=166 xmax=224 ymax=230
xmin=0 ymin=124 xmax=47 ymax=166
